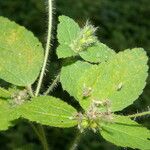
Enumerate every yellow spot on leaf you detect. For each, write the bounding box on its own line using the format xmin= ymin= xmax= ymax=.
xmin=6 ymin=29 xmax=19 ymax=45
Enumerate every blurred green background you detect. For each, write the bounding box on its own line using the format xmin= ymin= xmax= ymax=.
xmin=0 ymin=0 xmax=150 ymax=150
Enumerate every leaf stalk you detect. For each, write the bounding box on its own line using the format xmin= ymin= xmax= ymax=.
xmin=44 ymin=74 xmax=60 ymax=95
xmin=127 ymin=111 xmax=150 ymax=118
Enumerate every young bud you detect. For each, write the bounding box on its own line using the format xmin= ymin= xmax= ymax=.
xmin=70 ymin=22 xmax=98 ymax=53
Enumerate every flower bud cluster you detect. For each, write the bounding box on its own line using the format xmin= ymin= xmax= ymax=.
xmin=70 ymin=22 xmax=98 ymax=53
xmin=74 ymin=99 xmax=113 ymax=133
xmin=10 ymin=89 xmax=29 ymax=106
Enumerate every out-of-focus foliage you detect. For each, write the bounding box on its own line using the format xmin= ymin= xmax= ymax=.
xmin=0 ymin=0 xmax=149 ymax=150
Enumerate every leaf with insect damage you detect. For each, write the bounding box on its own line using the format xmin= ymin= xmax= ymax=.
xmin=0 ymin=16 xmax=44 ymax=86
xmin=76 ymin=48 xmax=148 ymax=111
xmin=20 ymin=96 xmax=78 ymax=128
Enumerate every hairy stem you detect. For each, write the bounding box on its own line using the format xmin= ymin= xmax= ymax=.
xmin=35 ymin=0 xmax=53 ymax=96
xmin=69 ymin=131 xmax=81 ymax=150
xmin=127 ymin=111 xmax=150 ymax=118
xmin=44 ymin=74 xmax=60 ymax=95
xmin=31 ymin=0 xmax=53 ymax=149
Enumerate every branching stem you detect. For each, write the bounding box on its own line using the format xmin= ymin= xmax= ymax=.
xmin=35 ymin=0 xmax=53 ymax=96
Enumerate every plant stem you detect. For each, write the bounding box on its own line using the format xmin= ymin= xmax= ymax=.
xmin=44 ymin=74 xmax=60 ymax=95
xmin=35 ymin=0 xmax=53 ymax=96
xmin=37 ymin=125 xmax=49 ymax=150
xmin=26 ymin=85 xmax=34 ymax=97
xmin=69 ymin=131 xmax=81 ymax=150
xmin=31 ymin=0 xmax=53 ymax=149
xmin=30 ymin=123 xmax=49 ymax=150
xmin=127 ymin=111 xmax=150 ymax=118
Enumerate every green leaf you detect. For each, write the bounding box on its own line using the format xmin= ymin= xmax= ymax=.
xmin=76 ymin=48 xmax=148 ymax=111
xmin=57 ymin=15 xmax=80 ymax=45
xmin=79 ymin=42 xmax=116 ymax=63
xmin=100 ymin=115 xmax=150 ymax=150
xmin=57 ymin=44 xmax=76 ymax=58
xmin=0 ymin=87 xmax=11 ymax=99
xmin=57 ymin=15 xmax=80 ymax=58
xmin=0 ymin=16 xmax=44 ymax=86
xmin=0 ymin=99 xmax=20 ymax=131
xmin=20 ymin=96 xmax=78 ymax=128
xmin=0 ymin=100 xmax=12 ymax=130
xmin=60 ymin=61 xmax=92 ymax=99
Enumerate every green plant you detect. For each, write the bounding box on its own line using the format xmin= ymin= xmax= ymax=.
xmin=0 ymin=0 xmax=150 ymax=150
